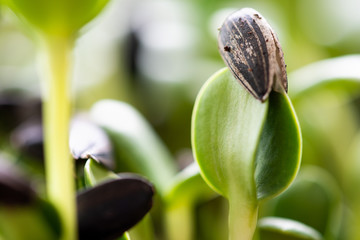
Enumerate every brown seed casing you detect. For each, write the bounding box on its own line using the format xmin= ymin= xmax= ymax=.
xmin=218 ymin=8 xmax=287 ymax=102
xmin=77 ymin=174 xmax=154 ymax=240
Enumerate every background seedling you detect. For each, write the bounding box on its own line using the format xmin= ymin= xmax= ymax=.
xmin=265 ymin=166 xmax=343 ymax=240
xmin=90 ymin=99 xmax=177 ymax=196
xmin=1 ymin=1 xmax=111 ymax=238
xmin=258 ymin=217 xmax=323 ymax=240
xmin=288 ymin=55 xmax=360 ymax=240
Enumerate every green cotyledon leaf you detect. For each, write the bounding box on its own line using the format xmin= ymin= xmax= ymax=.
xmin=255 ymin=86 xmax=302 ymax=201
xmin=191 ymin=67 xmax=301 ymax=239
xmin=192 ymin=67 xmax=301 ymax=201
xmin=3 ymin=0 xmax=109 ymax=36
xmin=192 ymin=67 xmax=268 ymax=198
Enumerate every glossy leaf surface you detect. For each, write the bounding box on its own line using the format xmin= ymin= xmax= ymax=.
xmin=255 ymin=90 xmax=301 ymax=200
xmin=192 ymin=68 xmax=301 ymax=200
xmin=192 ymin=68 xmax=268 ymax=197
xmin=258 ymin=217 xmax=323 ymax=240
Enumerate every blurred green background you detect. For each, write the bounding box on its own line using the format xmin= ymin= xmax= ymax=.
xmin=2 ymin=0 xmax=360 ymax=155
xmin=1 ymin=0 xmax=360 ymax=239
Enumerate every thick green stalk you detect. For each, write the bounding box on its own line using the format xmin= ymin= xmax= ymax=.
xmin=228 ymin=192 xmax=258 ymax=240
xmin=39 ymin=34 xmax=76 ymax=240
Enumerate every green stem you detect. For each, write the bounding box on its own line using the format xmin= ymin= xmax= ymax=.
xmin=165 ymin=201 xmax=194 ymax=240
xmin=228 ymin=194 xmax=258 ymax=240
xmin=39 ymin=34 xmax=76 ymax=240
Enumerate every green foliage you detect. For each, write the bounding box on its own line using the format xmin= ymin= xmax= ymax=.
xmin=288 ymin=55 xmax=360 ymax=240
xmin=164 ymin=163 xmax=216 ymax=206
xmin=192 ymin=67 xmax=301 ymax=239
xmin=255 ymin=88 xmax=302 ymax=201
xmin=3 ymin=0 xmax=109 ymax=36
xmin=258 ymin=217 xmax=323 ymax=240
xmin=192 ymin=68 xmax=268 ymax=198
xmin=268 ymin=166 xmax=343 ymax=240
xmin=192 ymin=67 xmax=301 ymax=201
xmin=90 ymin=100 xmax=177 ymax=195
xmin=84 ymin=158 xmax=118 ymax=187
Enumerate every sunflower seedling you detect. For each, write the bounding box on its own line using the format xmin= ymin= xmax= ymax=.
xmin=192 ymin=8 xmax=302 ymax=240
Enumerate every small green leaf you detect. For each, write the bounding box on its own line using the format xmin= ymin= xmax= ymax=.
xmin=192 ymin=68 xmax=268 ymax=198
xmin=84 ymin=158 xmax=118 ymax=187
xmin=90 ymin=100 xmax=177 ymax=196
xmin=255 ymin=91 xmax=302 ymax=200
xmin=258 ymin=217 xmax=323 ymax=240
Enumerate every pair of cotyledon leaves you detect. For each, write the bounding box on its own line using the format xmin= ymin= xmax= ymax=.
xmin=193 ymin=8 xmax=301 ymax=205
xmin=192 ymin=7 xmax=305 ymax=240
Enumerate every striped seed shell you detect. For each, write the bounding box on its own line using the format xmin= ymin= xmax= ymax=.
xmin=218 ymin=8 xmax=287 ymax=102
